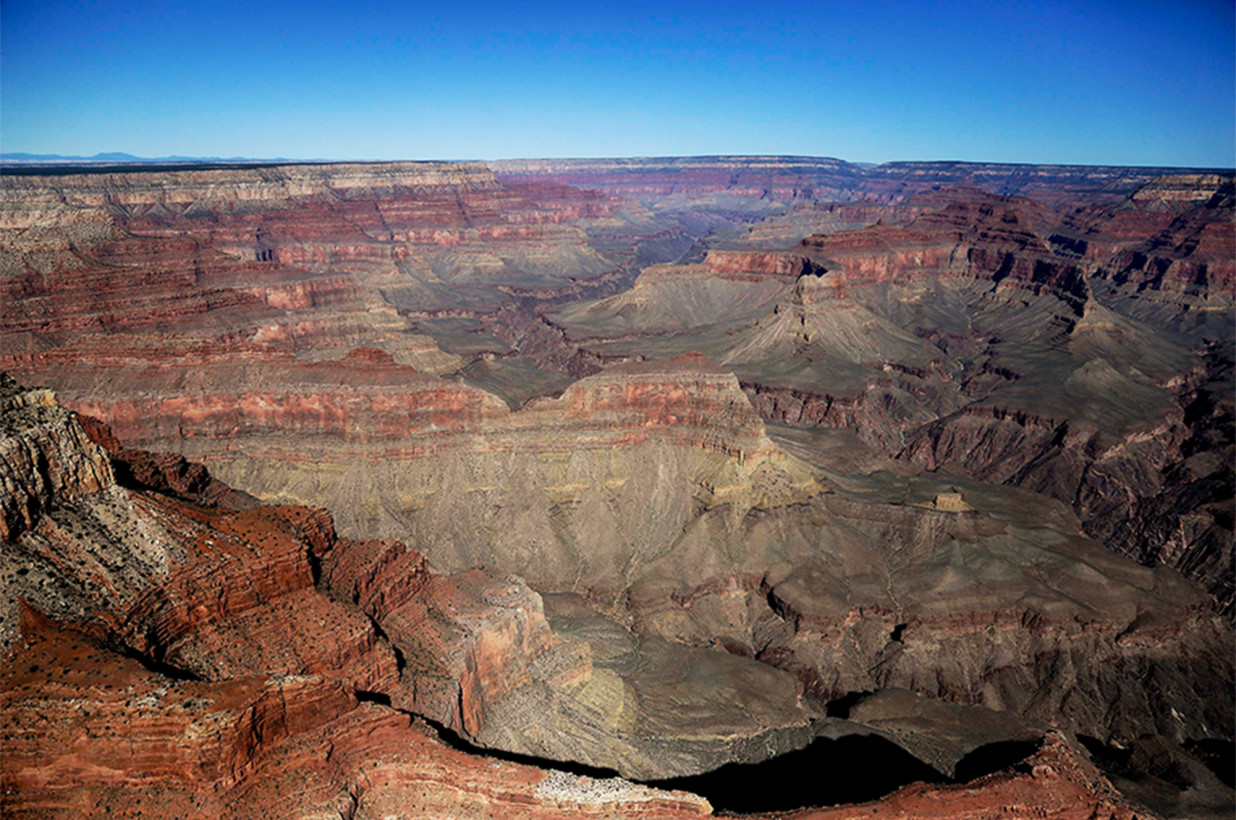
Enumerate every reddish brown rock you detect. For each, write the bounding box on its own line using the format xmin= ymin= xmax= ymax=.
xmin=77 ymin=414 xmax=257 ymax=510
xmin=780 ymin=732 xmax=1153 ymax=820
xmin=0 ymin=382 xmax=823 ymax=791
xmin=3 ymin=157 xmax=1233 ymax=817
xmin=1 ymin=373 xmax=1227 ymax=818
xmin=1 ymin=617 xmax=713 ymax=819
xmin=539 ymin=180 xmax=1234 ymax=617
xmin=1059 ymin=173 xmax=1235 ymax=299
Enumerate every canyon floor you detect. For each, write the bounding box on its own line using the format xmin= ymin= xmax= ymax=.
xmin=2 ymin=156 xmax=1233 ymax=818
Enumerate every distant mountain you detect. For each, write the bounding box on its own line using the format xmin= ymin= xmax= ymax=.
xmin=1 ymin=152 xmax=288 ymax=164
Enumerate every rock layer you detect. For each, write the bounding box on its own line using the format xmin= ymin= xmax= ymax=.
xmin=3 ymin=158 xmax=1234 ymax=817
xmin=494 ymin=156 xmax=1227 ymax=209
xmin=0 ymin=376 xmax=113 ymax=541
xmin=0 ymin=381 xmax=823 ymax=783
xmin=537 ymin=180 xmax=1235 ymax=615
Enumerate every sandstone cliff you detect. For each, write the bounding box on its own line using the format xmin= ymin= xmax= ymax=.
xmin=533 ymin=181 xmax=1235 ymax=616
xmin=2 ymin=378 xmax=1229 ymax=817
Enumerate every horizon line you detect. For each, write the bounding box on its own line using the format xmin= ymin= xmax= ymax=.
xmin=3 ymin=152 xmax=1233 ymax=173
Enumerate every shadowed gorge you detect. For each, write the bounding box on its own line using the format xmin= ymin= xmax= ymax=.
xmin=648 ymin=734 xmax=952 ymax=813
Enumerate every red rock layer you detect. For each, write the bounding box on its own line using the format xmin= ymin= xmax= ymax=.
xmin=0 ymin=160 xmax=626 ymax=339
xmin=77 ymin=414 xmax=257 ymax=510
xmin=698 ymin=248 xmax=824 ymax=279
xmin=1 ymin=384 xmax=716 ymax=815
xmin=1 ymin=617 xmax=711 ymax=819
xmin=15 ymin=351 xmax=784 ymax=472
xmin=6 ymin=339 xmax=507 ymax=451
xmin=544 ymin=354 xmax=784 ymax=459
xmin=0 ymin=381 xmax=1218 ymax=819
xmin=495 ymin=156 xmax=869 ymax=204
xmin=1055 ymin=173 xmax=1235 ymax=298
xmin=628 ymin=192 xmax=1093 ymax=308
xmin=326 ymin=540 xmax=556 ymax=736
xmin=800 ymin=199 xmax=1090 ymax=307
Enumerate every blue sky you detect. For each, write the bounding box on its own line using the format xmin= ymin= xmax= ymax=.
xmin=3 ymin=0 xmax=1233 ymax=165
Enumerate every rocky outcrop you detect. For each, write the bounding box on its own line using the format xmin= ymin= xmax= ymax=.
xmin=12 ymin=355 xmax=1226 ymax=766
xmin=780 ymin=731 xmax=1157 ymax=819
xmin=0 ymin=380 xmax=821 ymax=782
xmin=896 ymin=343 xmax=1234 ymax=614
xmin=2 ymin=379 xmax=1230 ymax=817
xmin=540 ymin=181 xmax=1235 ymax=617
xmin=798 ymin=198 xmax=1092 ymax=310
xmin=1 ymin=616 xmax=713 ymax=819
xmin=4 ymin=158 xmax=1234 ymax=816
xmin=323 ymin=534 xmax=827 ymax=779
xmin=1061 ymin=173 xmax=1235 ymax=300
xmin=77 ymin=413 xmax=258 ymax=510
xmin=24 ymin=355 xmax=817 ymax=596
xmin=0 ymin=375 xmax=112 ymax=541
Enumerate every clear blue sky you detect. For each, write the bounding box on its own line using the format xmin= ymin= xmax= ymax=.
xmin=3 ymin=0 xmax=1233 ymax=166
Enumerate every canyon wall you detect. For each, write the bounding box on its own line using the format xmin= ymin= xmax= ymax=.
xmin=2 ymin=158 xmax=1233 ymax=817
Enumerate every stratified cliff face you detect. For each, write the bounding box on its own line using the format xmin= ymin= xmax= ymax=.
xmin=3 ymin=623 xmax=715 ymax=819
xmin=0 ymin=381 xmax=721 ymax=816
xmin=53 ymin=354 xmax=818 ymax=596
xmin=0 ymin=160 xmax=634 ymax=339
xmin=0 ymin=376 xmax=113 ymax=541
xmin=0 ymin=159 xmax=711 ymax=457
xmin=25 ymin=348 xmax=1233 ymax=756
xmin=1060 ymin=173 xmax=1235 ymax=304
xmin=537 ymin=179 xmax=1235 ymax=615
xmin=494 ymin=156 xmax=1226 ymax=209
xmin=3 ymin=158 xmax=1234 ymax=816
xmin=0 ymin=160 xmax=704 ymax=514
xmin=495 ymin=157 xmax=870 ymax=216
xmin=3 ymin=380 xmax=1230 ymax=818
xmin=0 ymin=382 xmax=831 ymax=786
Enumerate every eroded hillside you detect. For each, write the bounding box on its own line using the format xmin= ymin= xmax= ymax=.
xmin=2 ymin=157 xmax=1233 ymax=818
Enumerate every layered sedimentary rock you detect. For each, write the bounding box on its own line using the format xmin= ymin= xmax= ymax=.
xmin=4 ymin=381 xmax=1228 ymax=817
xmin=537 ymin=181 xmax=1235 ymax=614
xmin=494 ymin=156 xmax=1226 ymax=210
xmin=2 ymin=623 xmax=1157 ymax=820
xmin=0 ymin=159 xmax=708 ymax=449
xmin=1054 ymin=173 xmax=1235 ymax=294
xmin=94 ymin=354 xmax=819 ymax=596
xmin=780 ymin=731 xmax=1158 ymax=820
xmin=0 ymin=377 xmax=113 ymax=541
xmin=0 ymin=382 xmax=822 ymax=783
xmin=3 ymin=158 xmax=1234 ymax=817
xmin=0 ymin=161 xmax=637 ymax=342
xmin=2 ymin=617 xmax=714 ymax=819
xmin=8 ymin=340 xmax=1233 ymax=759
xmin=323 ymin=539 xmax=825 ymax=779
xmin=24 ymin=346 xmax=1231 ymax=757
